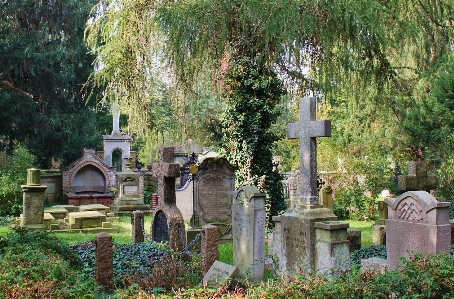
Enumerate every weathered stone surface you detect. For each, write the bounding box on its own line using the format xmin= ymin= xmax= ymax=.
xmin=202 ymin=260 xmax=239 ymax=285
xmin=21 ymin=169 xmax=47 ymax=230
xmin=68 ymin=211 xmax=107 ymax=229
xmin=232 ymin=186 xmax=266 ymax=281
xmin=79 ymin=204 xmax=110 ymax=215
xmin=131 ymin=210 xmax=145 ymax=244
xmin=372 ymin=224 xmax=386 ymax=245
xmin=95 ymin=232 xmax=113 ymax=290
xmin=201 ymin=224 xmax=218 ymax=277
xmin=287 ymin=97 xmax=331 ymax=208
xmin=315 ymin=221 xmax=350 ymax=275
xmin=194 ymin=157 xmax=237 ymax=240
xmin=150 ymin=147 xmax=186 ymax=252
xmin=319 ymin=185 xmax=333 ymax=211
xmin=375 ymin=200 xmax=388 ymax=225
xmin=347 ymin=228 xmax=361 ymax=252
xmin=385 ymin=191 xmax=451 ymax=269
xmin=361 ymin=257 xmax=387 ymax=274
xmin=398 ymin=161 xmax=437 ymax=192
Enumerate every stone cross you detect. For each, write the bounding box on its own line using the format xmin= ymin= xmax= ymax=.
xmin=152 ymin=147 xmax=180 ymax=206
xmin=398 ymin=161 xmax=437 ymax=192
xmin=287 ymin=97 xmax=331 ymax=207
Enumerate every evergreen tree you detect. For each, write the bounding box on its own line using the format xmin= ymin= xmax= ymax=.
xmin=0 ymin=0 xmax=104 ymax=167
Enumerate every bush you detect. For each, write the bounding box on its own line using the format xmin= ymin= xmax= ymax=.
xmin=0 ymin=144 xmax=36 ymax=216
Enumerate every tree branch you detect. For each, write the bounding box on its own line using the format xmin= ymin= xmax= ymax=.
xmin=1 ymin=80 xmax=34 ymax=99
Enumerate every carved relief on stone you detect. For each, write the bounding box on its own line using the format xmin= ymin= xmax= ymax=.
xmin=396 ymin=198 xmax=424 ymax=222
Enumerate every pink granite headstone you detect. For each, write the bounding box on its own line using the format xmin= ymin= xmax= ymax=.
xmin=385 ymin=191 xmax=451 ymax=269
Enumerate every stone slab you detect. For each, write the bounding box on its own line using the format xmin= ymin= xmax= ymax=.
xmin=202 ymin=260 xmax=239 ymax=285
xmin=68 ymin=211 xmax=107 ymax=229
xmin=361 ymin=257 xmax=387 ymax=274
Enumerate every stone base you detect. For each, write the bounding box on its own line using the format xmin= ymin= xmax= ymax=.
xmin=272 ymin=208 xmax=337 ymax=276
xmin=50 ymin=227 xmax=119 ymax=234
xmin=111 ymin=204 xmax=152 ymax=215
xmin=347 ymin=229 xmax=361 ymax=252
xmin=361 ymin=257 xmax=387 ymax=274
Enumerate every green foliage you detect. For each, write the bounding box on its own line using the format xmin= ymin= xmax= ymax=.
xmin=0 ymin=144 xmax=36 ymax=216
xmin=0 ymin=0 xmax=104 ymax=168
xmin=350 ymin=245 xmax=387 ymax=269
xmin=219 ymin=56 xmax=286 ymax=223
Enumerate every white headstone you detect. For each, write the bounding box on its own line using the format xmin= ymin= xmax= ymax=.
xmin=232 ymin=186 xmax=266 ymax=281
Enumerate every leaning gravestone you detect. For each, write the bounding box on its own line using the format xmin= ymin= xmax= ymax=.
xmin=202 ymin=260 xmax=240 ymax=286
xmin=385 ymin=191 xmax=451 ymax=269
xmin=272 ymin=97 xmax=342 ymax=276
xmin=21 ymin=168 xmax=47 ymax=230
xmin=150 ymin=147 xmax=186 ymax=252
xmin=232 ymin=186 xmax=266 ymax=281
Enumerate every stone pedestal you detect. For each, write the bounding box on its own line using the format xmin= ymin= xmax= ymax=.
xmin=232 ymin=186 xmax=266 ymax=282
xmin=272 ymin=208 xmax=337 ymax=276
xmin=385 ymin=191 xmax=451 ymax=269
xmin=319 ymin=185 xmax=333 ymax=211
xmin=95 ymin=232 xmax=113 ymax=290
xmin=21 ymin=168 xmax=47 ymax=230
xmin=315 ymin=221 xmax=350 ymax=275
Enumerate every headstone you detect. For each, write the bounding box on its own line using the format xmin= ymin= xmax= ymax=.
xmin=150 ymin=147 xmax=186 ymax=252
xmin=319 ymin=185 xmax=333 ymax=211
xmin=201 ymin=224 xmax=219 ymax=277
xmin=347 ymin=229 xmax=361 ymax=252
xmin=385 ymin=191 xmax=451 ymax=269
xmin=95 ymin=232 xmax=114 ymax=290
xmin=232 ymin=186 xmax=266 ymax=281
xmin=202 ymin=260 xmax=239 ymax=286
xmin=21 ymin=168 xmax=47 ymax=230
xmin=314 ymin=221 xmax=350 ymax=275
xmin=131 ymin=210 xmax=145 ymax=244
xmin=113 ymin=165 xmax=150 ymax=214
xmin=272 ymin=97 xmax=338 ymax=276
xmin=287 ymin=97 xmax=331 ymax=208
xmin=68 ymin=211 xmax=107 ymax=229
xmin=193 ymin=157 xmax=237 ymax=240
xmin=398 ymin=161 xmax=437 ymax=192
xmin=372 ymin=200 xmax=388 ymax=245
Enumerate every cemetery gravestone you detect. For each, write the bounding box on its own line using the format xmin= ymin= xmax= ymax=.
xmin=150 ymin=147 xmax=186 ymax=251
xmin=95 ymin=232 xmax=114 ymax=290
xmin=372 ymin=201 xmax=388 ymax=245
xmin=21 ymin=168 xmax=47 ymax=230
xmin=232 ymin=186 xmax=266 ymax=281
xmin=131 ymin=210 xmax=145 ymax=244
xmin=385 ymin=191 xmax=451 ymax=269
xmin=195 ymin=157 xmax=237 ymax=240
xmin=201 ymin=224 xmax=219 ymax=276
xmin=202 ymin=260 xmax=240 ymax=286
xmin=272 ymin=97 xmax=341 ymax=276
xmin=398 ymin=161 xmax=437 ymax=192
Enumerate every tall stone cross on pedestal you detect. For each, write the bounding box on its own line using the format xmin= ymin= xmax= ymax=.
xmin=152 ymin=147 xmax=180 ymax=206
xmin=287 ymin=97 xmax=331 ymax=208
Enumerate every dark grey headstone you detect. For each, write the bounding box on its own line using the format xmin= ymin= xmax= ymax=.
xmin=153 ymin=211 xmax=169 ymax=243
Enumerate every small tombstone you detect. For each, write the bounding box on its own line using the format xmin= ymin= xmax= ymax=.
xmin=385 ymin=191 xmax=451 ymax=269
xmin=95 ymin=232 xmax=114 ymax=290
xmin=232 ymin=186 xmax=266 ymax=281
xmin=320 ymin=185 xmax=333 ymax=211
xmin=202 ymin=260 xmax=240 ymax=286
xmin=347 ymin=229 xmax=361 ymax=252
xmin=131 ymin=210 xmax=145 ymax=244
xmin=398 ymin=161 xmax=437 ymax=192
xmin=201 ymin=224 xmax=219 ymax=276
xmin=21 ymin=168 xmax=47 ymax=230
xmin=150 ymin=147 xmax=186 ymax=252
xmin=372 ymin=200 xmax=388 ymax=245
